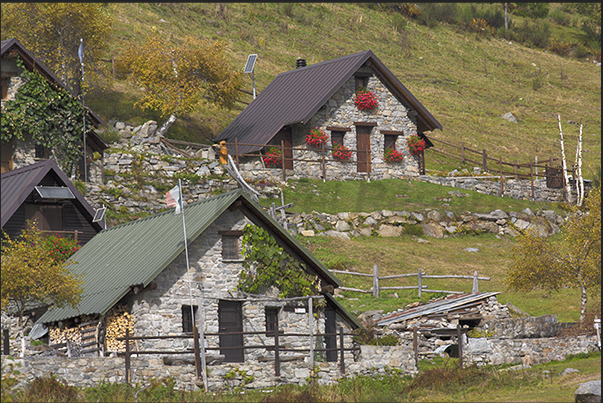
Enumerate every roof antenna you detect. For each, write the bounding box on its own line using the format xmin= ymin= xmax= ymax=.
xmin=243 ymin=54 xmax=257 ymax=99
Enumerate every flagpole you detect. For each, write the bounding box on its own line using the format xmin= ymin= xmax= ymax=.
xmin=79 ymin=38 xmax=87 ymax=183
xmin=178 ymin=179 xmax=208 ymax=390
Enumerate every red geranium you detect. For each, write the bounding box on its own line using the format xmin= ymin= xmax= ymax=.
xmin=332 ymin=144 xmax=352 ymax=161
xmin=263 ymin=147 xmax=282 ymax=167
xmin=384 ymin=148 xmax=404 ymax=163
xmin=354 ymin=88 xmax=379 ymax=111
xmin=306 ymin=127 xmax=329 ymax=147
xmin=407 ymin=134 xmax=426 ymax=156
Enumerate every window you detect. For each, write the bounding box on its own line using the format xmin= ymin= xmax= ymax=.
xmin=354 ymin=75 xmax=369 ymax=92
xmin=381 ymin=130 xmax=404 ymax=152
xmin=219 ymin=230 xmax=243 ymax=260
xmin=35 ymin=144 xmax=48 ymax=160
xmin=182 ymin=305 xmax=198 ymax=333
xmin=1 ymin=77 xmax=9 ymax=100
xmin=265 ymin=307 xmax=281 ymax=337
xmin=327 ymin=127 xmax=350 ymax=148
xmin=25 ymin=204 xmax=63 ymax=231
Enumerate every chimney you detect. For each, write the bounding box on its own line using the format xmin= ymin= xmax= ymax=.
xmin=296 ymin=58 xmax=307 ymax=69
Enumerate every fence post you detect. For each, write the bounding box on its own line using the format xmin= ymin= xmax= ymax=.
xmin=321 ymin=142 xmax=326 ymax=181
xmin=530 ymin=164 xmax=535 ymax=199
xmin=74 ymin=230 xmax=79 ymax=244
xmin=535 ymin=156 xmax=538 ymax=178
xmin=482 ymin=149 xmax=487 ymax=172
xmin=193 ymin=325 xmax=201 ymax=379
xmin=472 ymin=271 xmax=479 ymax=293
xmin=125 ymin=328 xmax=130 ymax=385
xmin=274 ymin=326 xmax=280 ymax=377
xmin=281 ymin=140 xmax=286 ymax=182
xmin=413 ymin=327 xmax=418 ymax=370
xmin=514 ymin=160 xmax=518 ymax=180
xmin=457 ymin=326 xmax=463 ymax=369
xmin=499 ymin=157 xmax=503 ymax=196
xmin=3 ymin=329 xmax=9 ymax=355
xmin=461 ymin=143 xmax=465 ymax=164
xmin=417 ymin=268 xmax=422 ymax=299
xmin=308 ymin=297 xmax=314 ymax=376
xmin=373 ymin=265 xmax=379 ymax=298
xmin=339 ymin=327 xmax=345 ymax=375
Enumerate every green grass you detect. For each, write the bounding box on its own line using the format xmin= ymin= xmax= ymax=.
xmin=85 ymin=3 xmax=600 ymax=178
xmin=271 ymin=178 xmax=568 ymax=216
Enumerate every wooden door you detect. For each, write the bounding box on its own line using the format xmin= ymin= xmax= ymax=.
xmin=356 ymin=125 xmax=371 ymax=173
xmin=218 ymin=300 xmax=244 ymax=362
xmin=274 ymin=127 xmax=293 ymax=170
xmin=324 ymin=306 xmax=337 ymax=362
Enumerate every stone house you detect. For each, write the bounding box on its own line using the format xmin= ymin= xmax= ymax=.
xmin=34 ymin=190 xmax=360 ymax=376
xmin=216 ymin=50 xmax=442 ymax=182
xmin=1 ymin=159 xmax=104 ymax=246
xmin=0 ymin=38 xmax=107 ymax=182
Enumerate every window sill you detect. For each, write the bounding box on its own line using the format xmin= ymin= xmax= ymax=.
xmin=222 ymin=259 xmax=244 ymax=264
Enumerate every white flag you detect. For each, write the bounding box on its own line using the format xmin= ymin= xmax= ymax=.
xmin=166 ymin=183 xmax=183 ymax=214
xmin=78 ymin=39 xmax=84 ymax=66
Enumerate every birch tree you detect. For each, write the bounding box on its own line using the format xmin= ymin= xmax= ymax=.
xmin=506 ymin=186 xmax=601 ymax=322
xmin=557 ymin=114 xmax=574 ymax=204
xmin=116 ymin=29 xmax=243 ymax=137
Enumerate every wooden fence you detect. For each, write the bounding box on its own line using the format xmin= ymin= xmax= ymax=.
xmin=427 ymin=137 xmax=577 ymax=196
xmin=224 ymin=139 xmax=372 ymax=182
xmin=331 ymin=266 xmax=490 ymax=298
xmin=118 ymin=326 xmax=359 ymax=385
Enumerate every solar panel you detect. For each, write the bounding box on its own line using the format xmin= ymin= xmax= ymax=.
xmin=34 ymin=186 xmax=75 ymax=199
xmin=243 ymin=54 xmax=257 ymax=73
xmin=92 ymin=207 xmax=106 ymax=222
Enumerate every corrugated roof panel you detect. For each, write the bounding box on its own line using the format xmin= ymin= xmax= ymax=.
xmin=376 ymin=292 xmax=499 ymax=326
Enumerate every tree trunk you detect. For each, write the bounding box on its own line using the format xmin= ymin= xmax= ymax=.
xmin=557 ymin=115 xmax=573 ymax=204
xmin=576 ymin=124 xmax=584 ymax=206
xmin=156 ymin=114 xmax=178 ymax=137
xmin=504 ymin=3 xmax=508 ymax=30
xmin=579 ymin=284 xmax=588 ymax=323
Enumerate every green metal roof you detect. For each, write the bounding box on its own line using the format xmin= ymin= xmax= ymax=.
xmin=37 ymin=190 xmax=345 ymax=324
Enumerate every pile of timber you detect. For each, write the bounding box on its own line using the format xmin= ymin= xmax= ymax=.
xmin=105 ymin=305 xmax=134 ymax=352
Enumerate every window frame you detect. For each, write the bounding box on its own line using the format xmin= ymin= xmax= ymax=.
xmin=181 ymin=304 xmax=198 ymax=334
xmin=219 ymin=230 xmax=244 ymax=261
xmin=265 ymin=306 xmax=283 ymax=338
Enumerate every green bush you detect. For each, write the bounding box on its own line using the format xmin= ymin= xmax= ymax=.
xmin=403 ymin=223 xmax=424 ymax=236
xmin=41 ymin=233 xmax=81 ymax=263
xmin=72 ymin=180 xmax=87 ymax=196
xmin=97 ymin=126 xmax=122 ymax=145
xmin=549 ymin=9 xmax=570 ymax=26
xmin=391 ymin=13 xmax=407 ymax=33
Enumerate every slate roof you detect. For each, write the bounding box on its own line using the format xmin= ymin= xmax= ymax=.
xmin=1 ymin=37 xmax=107 ymax=148
xmin=216 ymin=50 xmax=442 ymax=154
xmin=0 ymin=159 xmax=102 ymax=231
xmin=36 ymin=190 xmax=352 ymax=326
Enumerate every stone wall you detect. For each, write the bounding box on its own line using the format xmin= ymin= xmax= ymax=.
xmin=465 ymin=335 xmax=598 ymax=366
xmin=2 ymin=344 xmax=417 ymax=392
xmin=418 ymin=174 xmax=579 ymax=204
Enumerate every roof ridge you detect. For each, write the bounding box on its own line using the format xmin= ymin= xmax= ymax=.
xmin=277 ymin=50 xmax=372 ymax=77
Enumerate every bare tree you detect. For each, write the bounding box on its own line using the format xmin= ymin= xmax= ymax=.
xmin=557 ymin=115 xmax=573 ymax=204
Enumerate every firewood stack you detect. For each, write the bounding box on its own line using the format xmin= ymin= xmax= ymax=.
xmin=49 ymin=327 xmax=82 ymax=345
xmin=104 ymin=305 xmax=134 ymax=352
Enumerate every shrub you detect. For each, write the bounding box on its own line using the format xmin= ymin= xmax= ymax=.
xmin=390 ymin=13 xmax=407 ymax=33
xmin=549 ymin=9 xmax=571 ymax=26
xmin=416 ymin=3 xmax=458 ymax=27
xmin=41 ymin=234 xmax=81 ymax=264
xmin=72 ymin=180 xmax=87 ymax=196
xmin=98 ymin=126 xmax=122 ymax=144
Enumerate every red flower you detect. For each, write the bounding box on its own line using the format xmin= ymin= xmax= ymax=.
xmin=407 ymin=134 xmax=426 ymax=156
xmin=263 ymin=147 xmax=282 ymax=167
xmin=306 ymin=127 xmax=329 ymax=147
xmin=354 ymin=88 xmax=379 ymax=111
xmin=332 ymin=144 xmax=352 ymax=161
xmin=384 ymin=148 xmax=404 ymax=163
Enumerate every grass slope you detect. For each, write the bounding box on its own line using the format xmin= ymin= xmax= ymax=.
xmin=88 ymin=3 xmax=601 ymax=177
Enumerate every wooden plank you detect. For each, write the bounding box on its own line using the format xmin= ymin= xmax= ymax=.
xmin=422 ymin=274 xmax=490 ymax=280
xmin=331 ymin=270 xmax=374 ymax=277
xmin=338 ymin=286 xmax=372 ymax=293
xmin=379 ymin=273 xmax=419 ymax=280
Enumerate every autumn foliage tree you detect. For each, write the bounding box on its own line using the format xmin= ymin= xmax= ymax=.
xmin=506 ymin=186 xmax=601 ymax=322
xmin=0 ymin=3 xmax=113 ymax=95
xmin=1 ymin=222 xmax=83 ymax=356
xmin=116 ymin=28 xmax=243 ymax=137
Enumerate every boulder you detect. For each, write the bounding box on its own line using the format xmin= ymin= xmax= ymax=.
xmin=421 ymin=223 xmax=444 ymax=238
xmin=575 ymin=380 xmax=601 ymax=403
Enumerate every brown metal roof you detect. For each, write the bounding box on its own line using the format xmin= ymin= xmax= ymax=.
xmin=216 ymin=50 xmax=442 ymax=154
xmin=0 ymin=159 xmax=102 ymax=232
xmin=1 ymin=38 xmax=107 ymax=143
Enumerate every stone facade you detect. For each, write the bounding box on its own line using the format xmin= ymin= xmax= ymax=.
xmin=234 ymin=75 xmax=422 ymax=182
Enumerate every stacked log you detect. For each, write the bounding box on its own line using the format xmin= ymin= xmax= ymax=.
xmin=49 ymin=327 xmax=82 ymax=345
xmin=104 ymin=305 xmax=134 ymax=352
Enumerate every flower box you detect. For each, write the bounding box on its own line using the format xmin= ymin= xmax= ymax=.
xmin=332 ymin=144 xmax=352 ymax=161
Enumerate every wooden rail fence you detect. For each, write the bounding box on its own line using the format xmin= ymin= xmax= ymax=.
xmin=224 ymin=139 xmax=372 ymax=182
xmin=426 ymin=137 xmax=578 ymax=198
xmin=331 ymin=265 xmax=490 ymax=298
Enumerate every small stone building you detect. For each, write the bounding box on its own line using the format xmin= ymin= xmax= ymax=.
xmin=216 ymin=50 xmax=442 ymax=182
xmin=1 ymin=38 xmax=107 ymax=182
xmin=34 ymin=190 xmax=360 ymax=382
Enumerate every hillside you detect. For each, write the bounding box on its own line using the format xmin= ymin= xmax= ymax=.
xmin=87 ymin=3 xmax=601 ymax=177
